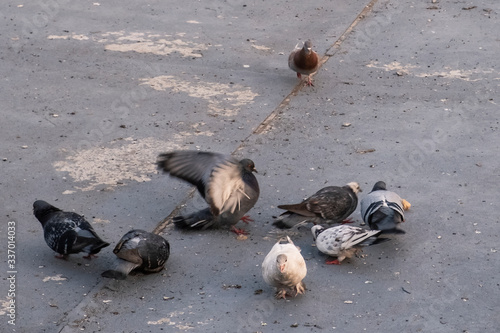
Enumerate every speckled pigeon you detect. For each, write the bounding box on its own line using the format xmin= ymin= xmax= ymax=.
xmin=156 ymin=151 xmax=260 ymax=234
xmin=360 ymin=181 xmax=410 ymax=234
xmin=288 ymin=40 xmax=319 ymax=86
xmin=262 ymin=236 xmax=307 ymax=299
xmin=33 ymin=200 xmax=109 ymax=259
xmin=273 ymin=182 xmax=361 ymax=229
xmin=101 ymin=229 xmax=170 ymax=280
xmin=311 ymin=225 xmax=389 ymax=265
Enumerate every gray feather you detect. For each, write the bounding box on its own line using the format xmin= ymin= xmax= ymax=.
xmin=360 ymin=181 xmax=406 ymax=234
xmin=311 ymin=225 xmax=389 ymax=264
xmin=274 ymin=182 xmax=361 ymax=229
xmin=33 ymin=200 xmax=109 ymax=258
xmin=102 ymin=229 xmax=170 ymax=279
xmin=157 ymin=151 xmax=260 ymax=230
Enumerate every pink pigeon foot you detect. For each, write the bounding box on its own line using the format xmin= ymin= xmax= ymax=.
xmin=240 ymin=215 xmax=254 ymax=224
xmin=325 ymin=258 xmax=341 ymax=265
xmin=341 ymin=218 xmax=354 ymax=224
xmin=82 ymin=254 xmax=99 ymax=260
xmin=305 ymin=76 xmax=315 ymax=86
xmin=231 ymin=226 xmax=249 ymax=236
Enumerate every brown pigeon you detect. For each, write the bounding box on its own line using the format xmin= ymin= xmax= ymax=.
xmin=288 ymin=40 xmax=320 ymax=86
xmin=273 ymin=182 xmax=361 ymax=229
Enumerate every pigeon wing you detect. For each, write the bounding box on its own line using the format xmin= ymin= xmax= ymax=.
xmin=361 ymin=190 xmax=405 ymax=223
xmin=306 ymin=187 xmax=355 ymax=220
xmin=206 ymin=159 xmax=247 ymax=216
xmin=339 ymin=226 xmax=381 ymax=250
xmin=157 ymin=151 xmax=228 ymax=197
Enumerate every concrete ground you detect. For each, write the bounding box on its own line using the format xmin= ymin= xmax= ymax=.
xmin=1 ymin=0 xmax=499 ymax=332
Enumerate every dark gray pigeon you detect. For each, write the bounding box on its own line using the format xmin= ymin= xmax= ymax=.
xmin=33 ymin=200 xmax=109 ymax=259
xmin=157 ymin=151 xmax=260 ymax=234
xmin=101 ymin=229 xmax=170 ymax=280
xmin=311 ymin=225 xmax=390 ymax=265
xmin=360 ymin=181 xmax=410 ymax=234
xmin=273 ymin=182 xmax=361 ymax=229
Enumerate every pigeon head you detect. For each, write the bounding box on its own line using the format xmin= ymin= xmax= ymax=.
xmin=276 ymin=254 xmax=288 ymax=273
xmin=371 ymin=181 xmax=387 ymax=192
xmin=33 ymin=200 xmax=61 ymax=225
xmin=311 ymin=225 xmax=325 ymax=241
xmin=346 ymin=182 xmax=362 ymax=194
xmin=303 ymin=40 xmax=313 ymax=53
xmin=239 ymin=158 xmax=257 ymax=173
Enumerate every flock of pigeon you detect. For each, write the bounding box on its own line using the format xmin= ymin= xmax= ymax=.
xmin=32 ymin=41 xmax=411 ymax=299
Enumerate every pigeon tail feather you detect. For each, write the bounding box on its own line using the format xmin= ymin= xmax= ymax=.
xmin=369 ymin=206 xmax=403 ymax=231
xmin=173 ymin=208 xmax=215 ymax=230
xmin=358 ymin=237 xmax=391 ymax=247
xmin=272 ymin=213 xmax=311 ymax=229
xmin=101 ymin=259 xmax=139 ymax=280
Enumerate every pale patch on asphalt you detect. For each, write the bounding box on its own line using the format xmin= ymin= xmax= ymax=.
xmin=366 ymin=61 xmax=497 ymax=81
xmin=42 ymin=274 xmax=67 ymax=282
xmin=414 ymin=68 xmax=496 ymax=82
xmin=47 ymin=31 xmax=207 ymax=57
xmin=251 ymin=44 xmax=272 ymax=51
xmin=0 ymin=297 xmax=13 ymax=316
xmin=100 ymin=31 xmax=207 ymax=57
xmin=93 ymin=218 xmax=110 ymax=224
xmin=140 ymin=75 xmax=259 ymax=117
xmin=366 ymin=61 xmax=417 ymax=75
xmin=147 ymin=310 xmax=198 ymax=330
xmin=47 ymin=34 xmax=89 ymax=40
xmin=53 ymin=137 xmax=183 ymax=192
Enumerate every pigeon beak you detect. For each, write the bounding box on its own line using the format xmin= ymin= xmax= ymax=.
xmin=252 ymin=167 xmax=258 ymax=173
xmin=279 ymin=264 xmax=286 ymax=273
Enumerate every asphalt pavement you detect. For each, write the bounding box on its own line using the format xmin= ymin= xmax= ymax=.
xmin=1 ymin=0 xmax=499 ymax=332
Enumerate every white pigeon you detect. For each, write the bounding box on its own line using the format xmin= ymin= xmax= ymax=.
xmin=262 ymin=236 xmax=307 ymax=299
xmin=311 ymin=225 xmax=389 ymax=265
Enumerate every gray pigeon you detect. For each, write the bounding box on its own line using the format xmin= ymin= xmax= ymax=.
xmin=33 ymin=200 xmax=109 ymax=259
xmin=102 ymin=229 xmax=170 ymax=280
xmin=288 ymin=40 xmax=320 ymax=86
xmin=262 ymin=236 xmax=307 ymax=299
xmin=273 ymin=182 xmax=361 ymax=229
xmin=360 ymin=181 xmax=410 ymax=234
xmin=311 ymin=225 xmax=389 ymax=265
xmin=157 ymin=151 xmax=260 ymax=234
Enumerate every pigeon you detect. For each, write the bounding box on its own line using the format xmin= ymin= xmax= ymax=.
xmin=288 ymin=40 xmax=320 ymax=86
xmin=360 ymin=181 xmax=411 ymax=234
xmin=101 ymin=229 xmax=170 ymax=280
xmin=33 ymin=200 xmax=109 ymax=259
xmin=311 ymin=225 xmax=390 ymax=265
xmin=273 ymin=182 xmax=362 ymax=229
xmin=156 ymin=151 xmax=260 ymax=234
xmin=261 ymin=236 xmax=307 ymax=299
